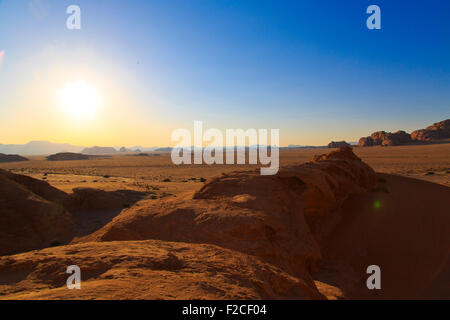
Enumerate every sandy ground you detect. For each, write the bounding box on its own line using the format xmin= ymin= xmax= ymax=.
xmin=1 ymin=143 xmax=449 ymax=197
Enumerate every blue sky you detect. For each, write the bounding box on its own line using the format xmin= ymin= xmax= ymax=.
xmin=0 ymin=0 xmax=449 ymax=146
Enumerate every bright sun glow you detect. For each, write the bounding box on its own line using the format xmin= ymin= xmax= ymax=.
xmin=59 ymin=82 xmax=101 ymax=119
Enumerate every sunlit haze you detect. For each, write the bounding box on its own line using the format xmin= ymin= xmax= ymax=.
xmin=0 ymin=0 xmax=449 ymax=147
xmin=59 ymin=81 xmax=101 ymax=119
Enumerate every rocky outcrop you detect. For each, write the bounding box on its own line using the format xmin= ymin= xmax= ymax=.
xmin=328 ymin=141 xmax=350 ymax=148
xmin=357 ymin=136 xmax=372 ymax=147
xmin=0 ymin=153 xmax=29 ymax=163
xmin=0 ymin=169 xmax=74 ymax=256
xmin=65 ymin=188 xmax=148 ymax=211
xmin=358 ymin=119 xmax=450 ymax=147
xmin=46 ymin=152 xmax=89 ymax=161
xmin=79 ymin=147 xmax=377 ymax=298
xmin=358 ymin=130 xmax=412 ymax=147
xmin=0 ymin=240 xmax=316 ymax=299
xmin=0 ymin=169 xmax=68 ymax=204
xmin=411 ymin=119 xmax=450 ymax=142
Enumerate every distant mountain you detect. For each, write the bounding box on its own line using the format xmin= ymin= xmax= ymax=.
xmin=0 ymin=153 xmax=29 ymax=163
xmin=0 ymin=141 xmax=84 ymax=156
xmin=117 ymin=147 xmax=142 ymax=153
xmin=154 ymin=147 xmax=173 ymax=152
xmin=129 ymin=146 xmax=159 ymax=152
xmin=0 ymin=141 xmax=164 ymax=156
xmin=119 ymin=147 xmax=131 ymax=152
xmin=81 ymin=146 xmax=118 ymax=155
xmin=0 ymin=141 xmax=331 ymax=156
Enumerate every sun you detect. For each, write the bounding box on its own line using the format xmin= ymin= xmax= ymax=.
xmin=59 ymin=81 xmax=101 ymax=119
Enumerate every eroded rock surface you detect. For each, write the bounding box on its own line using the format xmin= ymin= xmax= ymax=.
xmin=0 ymin=240 xmax=314 ymax=300
xmin=0 ymin=169 xmax=74 ymax=256
xmin=358 ymin=130 xmax=412 ymax=147
xmin=78 ymin=148 xmax=377 ymax=297
xmin=411 ymin=119 xmax=450 ymax=142
xmin=328 ymin=141 xmax=350 ymax=148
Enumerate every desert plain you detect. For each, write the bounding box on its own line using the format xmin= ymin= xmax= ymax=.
xmin=2 ymin=142 xmax=449 ymax=192
xmin=0 ymin=142 xmax=449 ymax=300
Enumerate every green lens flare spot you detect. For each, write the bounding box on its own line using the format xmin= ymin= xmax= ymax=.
xmin=374 ymin=200 xmax=381 ymax=209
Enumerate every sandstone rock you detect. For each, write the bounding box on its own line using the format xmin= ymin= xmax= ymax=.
xmin=0 ymin=240 xmax=316 ymax=299
xmin=78 ymin=147 xmax=377 ymax=297
xmin=411 ymin=129 xmax=427 ymax=141
xmin=357 ymin=136 xmax=374 ymax=147
xmin=65 ymin=188 xmax=148 ymax=211
xmin=411 ymin=119 xmax=450 ymax=142
xmin=328 ymin=141 xmax=350 ymax=148
xmin=359 ymin=119 xmax=450 ymax=146
xmin=358 ymin=130 xmax=412 ymax=147
xmin=0 ymin=169 xmax=68 ymax=204
xmin=0 ymin=169 xmax=74 ymax=256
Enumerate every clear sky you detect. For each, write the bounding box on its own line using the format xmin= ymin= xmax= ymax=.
xmin=0 ymin=0 xmax=449 ymax=147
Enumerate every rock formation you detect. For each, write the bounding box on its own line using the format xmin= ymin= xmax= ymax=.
xmin=328 ymin=141 xmax=350 ymax=148
xmin=411 ymin=119 xmax=450 ymax=142
xmin=0 ymin=240 xmax=316 ymax=299
xmin=65 ymin=188 xmax=148 ymax=211
xmin=0 ymin=166 xmax=155 ymax=258
xmin=78 ymin=147 xmax=377 ymax=298
xmin=46 ymin=152 xmax=89 ymax=161
xmin=0 ymin=169 xmax=74 ymax=256
xmin=358 ymin=130 xmax=412 ymax=147
xmin=358 ymin=119 xmax=450 ymax=147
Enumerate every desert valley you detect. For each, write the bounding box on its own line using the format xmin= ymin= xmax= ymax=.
xmin=0 ymin=120 xmax=449 ymax=300
xmin=1 ymin=1 xmax=450 ymax=305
